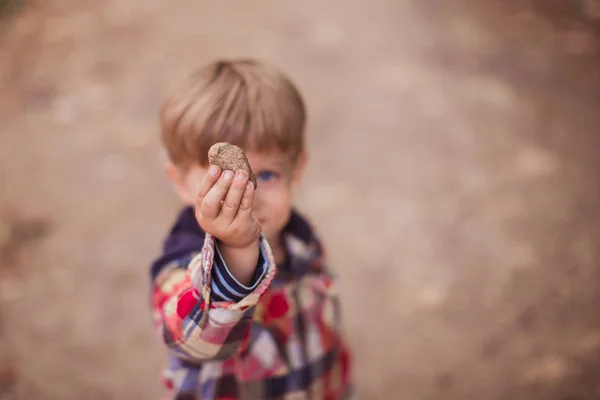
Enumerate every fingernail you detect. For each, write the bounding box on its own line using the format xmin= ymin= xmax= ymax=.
xmin=209 ymin=165 xmax=219 ymax=176
xmin=236 ymin=170 xmax=247 ymax=181
xmin=223 ymin=171 xmax=234 ymax=181
xmin=246 ymin=182 xmax=253 ymax=191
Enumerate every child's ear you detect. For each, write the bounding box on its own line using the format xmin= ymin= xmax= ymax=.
xmin=165 ymin=161 xmax=194 ymax=204
xmin=291 ymin=150 xmax=308 ymax=188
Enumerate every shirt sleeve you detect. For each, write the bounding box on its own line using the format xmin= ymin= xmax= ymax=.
xmin=151 ymin=233 xmax=276 ymax=363
xmin=210 ymin=241 xmax=269 ymax=302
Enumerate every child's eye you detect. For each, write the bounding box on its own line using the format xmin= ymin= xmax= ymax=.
xmin=257 ymin=171 xmax=278 ymax=182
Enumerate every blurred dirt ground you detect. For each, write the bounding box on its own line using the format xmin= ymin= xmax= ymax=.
xmin=1 ymin=0 xmax=599 ymax=399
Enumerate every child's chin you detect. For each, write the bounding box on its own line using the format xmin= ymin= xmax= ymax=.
xmin=260 ymin=219 xmax=287 ymax=244
xmin=262 ymin=228 xmax=278 ymax=243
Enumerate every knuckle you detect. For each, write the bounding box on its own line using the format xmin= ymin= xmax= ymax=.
xmin=239 ymin=200 xmax=252 ymax=212
xmin=203 ymin=197 xmax=219 ymax=209
xmin=222 ymin=199 xmax=238 ymax=211
xmin=199 ymin=206 xmax=214 ymax=218
xmin=198 ymin=187 xmax=210 ymax=198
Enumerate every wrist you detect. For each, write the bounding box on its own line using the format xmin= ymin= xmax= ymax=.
xmin=217 ymin=239 xmax=260 ymax=287
xmin=218 ymin=239 xmax=259 ymax=254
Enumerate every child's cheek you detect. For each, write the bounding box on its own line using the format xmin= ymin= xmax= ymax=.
xmin=262 ymin=187 xmax=284 ymax=210
xmin=184 ymin=169 xmax=207 ymax=197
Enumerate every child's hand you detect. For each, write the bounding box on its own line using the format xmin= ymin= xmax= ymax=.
xmin=195 ymin=165 xmax=261 ymax=249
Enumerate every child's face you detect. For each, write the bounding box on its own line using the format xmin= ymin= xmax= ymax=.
xmin=167 ymin=148 xmax=307 ymax=245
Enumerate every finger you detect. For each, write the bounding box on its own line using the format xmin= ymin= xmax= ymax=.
xmin=219 ymin=170 xmax=249 ymax=224
xmin=201 ymin=170 xmax=234 ymax=219
xmin=196 ymin=165 xmax=221 ymax=208
xmin=236 ymin=181 xmax=255 ymax=218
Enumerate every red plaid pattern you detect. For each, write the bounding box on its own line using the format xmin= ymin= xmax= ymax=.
xmin=151 ymin=212 xmax=352 ymax=399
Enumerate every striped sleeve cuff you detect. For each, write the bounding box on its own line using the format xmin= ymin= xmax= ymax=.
xmin=210 ymin=241 xmax=269 ymax=302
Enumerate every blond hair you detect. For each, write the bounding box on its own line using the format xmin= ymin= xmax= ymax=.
xmin=160 ymin=59 xmax=306 ymax=168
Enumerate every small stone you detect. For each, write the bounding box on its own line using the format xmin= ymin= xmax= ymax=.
xmin=208 ymin=143 xmax=257 ymax=188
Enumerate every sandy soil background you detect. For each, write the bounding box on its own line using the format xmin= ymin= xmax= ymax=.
xmin=1 ymin=0 xmax=599 ymax=399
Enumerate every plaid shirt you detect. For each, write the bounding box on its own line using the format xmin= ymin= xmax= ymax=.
xmin=150 ymin=207 xmax=352 ymax=399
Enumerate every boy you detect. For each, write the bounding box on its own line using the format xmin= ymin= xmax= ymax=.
xmin=150 ymin=59 xmax=352 ymax=399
